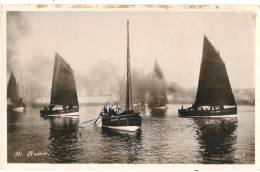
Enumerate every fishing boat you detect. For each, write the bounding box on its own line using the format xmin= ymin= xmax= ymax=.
xmin=178 ymin=35 xmax=237 ymax=118
xmin=148 ymin=60 xmax=168 ymax=111
xmin=97 ymin=21 xmax=142 ymax=132
xmin=7 ymin=72 xmax=26 ymax=112
xmin=40 ymin=53 xmax=79 ymax=117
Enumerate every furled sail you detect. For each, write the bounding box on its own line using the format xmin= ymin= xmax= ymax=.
xmin=7 ymin=72 xmax=19 ymax=103
xmin=194 ymin=36 xmax=236 ymax=107
xmin=50 ymin=53 xmax=78 ymax=106
xmin=148 ymin=61 xmax=168 ymax=107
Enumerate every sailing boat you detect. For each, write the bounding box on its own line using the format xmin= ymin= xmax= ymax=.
xmin=40 ymin=53 xmax=79 ymax=117
xmin=7 ymin=72 xmax=26 ymax=112
xmin=97 ymin=21 xmax=142 ymax=132
xmin=178 ymin=35 xmax=237 ymax=117
xmin=148 ymin=60 xmax=168 ymax=110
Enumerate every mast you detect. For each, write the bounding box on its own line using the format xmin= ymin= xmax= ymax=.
xmin=125 ymin=20 xmax=133 ymax=111
xmin=20 ymin=72 xmax=24 ymax=101
xmin=30 ymin=84 xmax=33 ymax=106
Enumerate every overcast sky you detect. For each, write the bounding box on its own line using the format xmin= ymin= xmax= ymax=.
xmin=8 ymin=10 xmax=255 ymax=89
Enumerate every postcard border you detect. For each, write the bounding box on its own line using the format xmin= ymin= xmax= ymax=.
xmin=0 ymin=4 xmax=259 ymax=170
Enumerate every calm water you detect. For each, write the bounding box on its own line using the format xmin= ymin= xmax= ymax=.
xmin=7 ymin=104 xmax=255 ymax=163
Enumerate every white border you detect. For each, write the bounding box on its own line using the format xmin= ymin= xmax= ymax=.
xmin=1 ymin=0 xmax=260 ymax=5
xmin=255 ymin=5 xmax=260 ymax=169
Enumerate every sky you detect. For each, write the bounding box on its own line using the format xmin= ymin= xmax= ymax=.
xmin=7 ymin=10 xmax=255 ymax=89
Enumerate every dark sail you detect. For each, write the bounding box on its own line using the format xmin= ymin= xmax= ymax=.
xmin=7 ymin=72 xmax=19 ymax=103
xmin=50 ymin=53 xmax=78 ymax=106
xmin=153 ymin=60 xmax=165 ymax=79
xmin=125 ymin=20 xmax=133 ymax=111
xmin=148 ymin=61 xmax=168 ymax=106
xmin=194 ymin=36 xmax=236 ymax=107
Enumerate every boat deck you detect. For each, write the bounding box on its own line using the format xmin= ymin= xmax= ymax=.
xmin=178 ymin=107 xmax=237 ymax=118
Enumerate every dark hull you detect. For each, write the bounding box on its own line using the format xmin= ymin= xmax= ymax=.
xmin=150 ymin=106 xmax=167 ymax=116
xmin=40 ymin=108 xmax=79 ymax=117
xmin=148 ymin=103 xmax=167 ymax=108
xmin=149 ymin=105 xmax=167 ymax=112
xmin=178 ymin=107 xmax=237 ymax=118
xmin=102 ymin=112 xmax=142 ymax=132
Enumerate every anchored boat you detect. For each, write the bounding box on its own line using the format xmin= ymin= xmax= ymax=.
xmin=178 ymin=35 xmax=237 ymax=118
xmin=97 ymin=21 xmax=142 ymax=132
xmin=40 ymin=53 xmax=79 ymax=117
xmin=148 ymin=60 xmax=168 ymax=111
xmin=7 ymin=72 xmax=26 ymax=112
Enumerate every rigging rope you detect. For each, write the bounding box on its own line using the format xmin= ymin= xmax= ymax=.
xmin=93 ymin=114 xmax=101 ymax=126
xmin=81 ymin=118 xmax=96 ymax=124
xmin=81 ymin=111 xmax=102 ymax=125
xmin=116 ymin=69 xmax=126 ymax=106
xmin=103 ymin=67 xmax=126 ymax=107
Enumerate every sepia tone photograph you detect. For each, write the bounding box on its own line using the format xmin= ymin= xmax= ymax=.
xmin=5 ymin=7 xmax=255 ymax=164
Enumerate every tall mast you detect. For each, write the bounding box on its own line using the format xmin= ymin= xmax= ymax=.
xmin=125 ymin=20 xmax=133 ymax=111
xmin=20 ymin=72 xmax=23 ymax=100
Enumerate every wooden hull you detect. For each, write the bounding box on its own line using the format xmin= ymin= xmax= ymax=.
xmin=102 ymin=112 xmax=142 ymax=132
xmin=178 ymin=107 xmax=237 ymax=118
xmin=40 ymin=108 xmax=79 ymax=117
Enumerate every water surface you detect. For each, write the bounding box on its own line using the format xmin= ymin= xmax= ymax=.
xmin=7 ymin=104 xmax=255 ymax=163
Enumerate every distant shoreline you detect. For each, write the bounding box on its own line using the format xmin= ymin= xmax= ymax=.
xmin=31 ymin=102 xmax=255 ymax=107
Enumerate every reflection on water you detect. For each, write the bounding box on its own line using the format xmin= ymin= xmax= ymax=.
xmin=99 ymin=128 xmax=142 ymax=163
xmin=135 ymin=105 xmax=147 ymax=114
xmin=149 ymin=108 xmax=167 ymax=117
xmin=47 ymin=117 xmax=82 ymax=163
xmin=142 ymin=112 xmax=173 ymax=163
xmin=7 ymin=110 xmax=24 ymax=133
xmin=7 ymin=105 xmax=255 ymax=164
xmin=194 ymin=118 xmax=237 ymax=163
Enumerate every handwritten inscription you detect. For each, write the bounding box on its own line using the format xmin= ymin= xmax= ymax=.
xmin=15 ymin=151 xmax=49 ymax=157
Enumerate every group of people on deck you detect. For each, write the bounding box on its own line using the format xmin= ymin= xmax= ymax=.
xmin=181 ymin=105 xmax=225 ymax=111
xmin=100 ymin=105 xmax=120 ymax=117
xmin=43 ymin=104 xmax=74 ymax=112
xmin=44 ymin=104 xmax=55 ymax=111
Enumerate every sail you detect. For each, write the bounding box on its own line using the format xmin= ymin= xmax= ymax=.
xmin=125 ymin=20 xmax=133 ymax=111
xmin=7 ymin=72 xmax=19 ymax=103
xmin=194 ymin=36 xmax=236 ymax=107
xmin=153 ymin=60 xmax=165 ymax=79
xmin=148 ymin=61 xmax=168 ymax=106
xmin=50 ymin=53 xmax=78 ymax=106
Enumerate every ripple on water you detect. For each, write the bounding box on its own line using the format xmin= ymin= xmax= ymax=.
xmin=7 ymin=105 xmax=255 ymax=164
